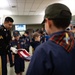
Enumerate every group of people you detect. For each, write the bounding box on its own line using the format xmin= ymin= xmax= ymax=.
xmin=0 ymin=2 xmax=75 ymax=75
xmin=0 ymin=16 xmax=47 ymax=75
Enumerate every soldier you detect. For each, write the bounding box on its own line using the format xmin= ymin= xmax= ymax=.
xmin=0 ymin=17 xmax=14 ymax=75
xmin=26 ymin=3 xmax=75 ymax=75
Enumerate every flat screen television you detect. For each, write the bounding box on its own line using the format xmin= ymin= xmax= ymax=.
xmin=15 ymin=24 xmax=26 ymax=31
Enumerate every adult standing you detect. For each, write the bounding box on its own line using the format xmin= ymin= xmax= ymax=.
xmin=0 ymin=17 xmax=14 ymax=75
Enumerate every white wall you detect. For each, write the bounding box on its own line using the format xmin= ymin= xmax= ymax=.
xmin=2 ymin=15 xmax=75 ymax=25
xmin=72 ymin=15 xmax=75 ymax=24
xmin=3 ymin=15 xmax=44 ymax=24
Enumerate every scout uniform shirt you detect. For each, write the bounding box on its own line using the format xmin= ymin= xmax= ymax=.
xmin=26 ymin=31 xmax=75 ymax=75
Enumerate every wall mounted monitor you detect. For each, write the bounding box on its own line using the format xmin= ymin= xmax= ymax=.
xmin=15 ymin=24 xmax=26 ymax=31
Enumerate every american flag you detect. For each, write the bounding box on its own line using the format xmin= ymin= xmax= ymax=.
xmin=17 ymin=49 xmax=31 ymax=61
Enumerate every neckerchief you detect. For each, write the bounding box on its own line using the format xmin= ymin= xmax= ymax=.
xmin=50 ymin=31 xmax=74 ymax=53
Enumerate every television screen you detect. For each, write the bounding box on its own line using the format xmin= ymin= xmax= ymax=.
xmin=15 ymin=24 xmax=26 ymax=31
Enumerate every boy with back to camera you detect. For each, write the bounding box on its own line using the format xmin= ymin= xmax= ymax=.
xmin=26 ymin=3 xmax=75 ymax=75
xmin=30 ymin=32 xmax=41 ymax=53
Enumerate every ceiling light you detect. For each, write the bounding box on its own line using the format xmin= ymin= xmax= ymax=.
xmin=0 ymin=0 xmax=9 ymax=8
xmin=39 ymin=11 xmax=45 ymax=16
xmin=0 ymin=10 xmax=12 ymax=16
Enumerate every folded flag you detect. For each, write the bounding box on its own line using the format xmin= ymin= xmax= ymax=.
xmin=17 ymin=49 xmax=31 ymax=61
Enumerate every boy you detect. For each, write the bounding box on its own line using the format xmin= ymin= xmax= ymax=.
xmin=26 ymin=3 xmax=75 ymax=75
xmin=30 ymin=32 xmax=41 ymax=53
xmin=20 ymin=30 xmax=30 ymax=52
xmin=10 ymin=30 xmax=25 ymax=75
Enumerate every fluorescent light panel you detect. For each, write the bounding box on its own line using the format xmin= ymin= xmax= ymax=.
xmin=0 ymin=0 xmax=9 ymax=8
xmin=0 ymin=10 xmax=12 ymax=15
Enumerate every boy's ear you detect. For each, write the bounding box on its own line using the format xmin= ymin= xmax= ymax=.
xmin=45 ymin=18 xmax=51 ymax=28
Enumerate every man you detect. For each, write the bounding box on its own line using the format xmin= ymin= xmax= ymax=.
xmin=26 ymin=3 xmax=75 ymax=75
xmin=0 ymin=17 xmax=14 ymax=75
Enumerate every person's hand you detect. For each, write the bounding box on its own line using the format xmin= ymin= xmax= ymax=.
xmin=10 ymin=47 xmax=17 ymax=54
xmin=70 ymin=30 xmax=75 ymax=33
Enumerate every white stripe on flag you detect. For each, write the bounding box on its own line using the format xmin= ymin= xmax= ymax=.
xmin=20 ymin=51 xmax=28 ymax=57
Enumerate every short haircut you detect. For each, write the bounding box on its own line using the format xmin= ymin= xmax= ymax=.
xmin=52 ymin=18 xmax=70 ymax=29
xmin=33 ymin=32 xmax=40 ymax=39
xmin=73 ymin=26 xmax=75 ymax=28
xmin=25 ymin=30 xmax=29 ymax=35
xmin=4 ymin=17 xmax=14 ymax=22
xmin=39 ymin=30 xmax=43 ymax=34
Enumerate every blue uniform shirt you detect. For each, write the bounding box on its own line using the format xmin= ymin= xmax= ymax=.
xmin=20 ymin=35 xmax=30 ymax=52
xmin=10 ymin=39 xmax=25 ymax=73
xmin=26 ymin=31 xmax=75 ymax=75
xmin=10 ymin=39 xmax=25 ymax=49
xmin=30 ymin=41 xmax=40 ymax=51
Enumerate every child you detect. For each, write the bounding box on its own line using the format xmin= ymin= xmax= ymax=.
xmin=20 ymin=30 xmax=30 ymax=52
xmin=30 ymin=32 xmax=41 ymax=53
xmin=26 ymin=3 xmax=75 ymax=75
xmin=10 ymin=30 xmax=25 ymax=75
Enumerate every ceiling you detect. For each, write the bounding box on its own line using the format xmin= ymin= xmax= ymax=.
xmin=0 ymin=0 xmax=75 ymax=16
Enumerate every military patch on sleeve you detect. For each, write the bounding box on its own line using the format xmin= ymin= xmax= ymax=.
xmin=0 ymin=36 xmax=3 ymax=39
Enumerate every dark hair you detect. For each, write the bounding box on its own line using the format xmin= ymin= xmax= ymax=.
xmin=36 ymin=29 xmax=39 ymax=32
xmin=4 ymin=17 xmax=14 ymax=22
xmin=73 ymin=26 xmax=75 ymax=28
xmin=25 ymin=31 xmax=29 ymax=35
xmin=51 ymin=18 xmax=70 ymax=29
xmin=39 ymin=30 xmax=43 ymax=34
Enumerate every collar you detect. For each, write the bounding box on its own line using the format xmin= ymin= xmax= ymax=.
xmin=49 ymin=30 xmax=65 ymax=38
xmin=49 ymin=31 xmax=74 ymax=53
